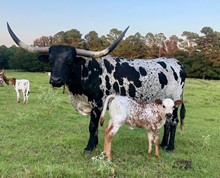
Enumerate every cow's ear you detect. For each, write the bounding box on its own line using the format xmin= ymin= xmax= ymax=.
xmin=38 ymin=55 xmax=49 ymax=62
xmin=155 ymin=99 xmax=162 ymax=105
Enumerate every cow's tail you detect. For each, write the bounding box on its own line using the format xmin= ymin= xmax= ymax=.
xmin=180 ymin=92 xmax=186 ymax=131
xmin=100 ymin=94 xmax=116 ymax=127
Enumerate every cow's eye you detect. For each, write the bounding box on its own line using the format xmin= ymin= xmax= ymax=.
xmin=163 ymin=105 xmax=165 ymax=108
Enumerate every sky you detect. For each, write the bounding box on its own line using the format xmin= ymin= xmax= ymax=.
xmin=1 ymin=0 xmax=220 ymax=47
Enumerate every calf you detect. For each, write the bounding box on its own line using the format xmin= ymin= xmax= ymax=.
xmin=100 ymin=94 xmax=181 ymax=160
xmin=10 ymin=78 xmax=30 ymax=104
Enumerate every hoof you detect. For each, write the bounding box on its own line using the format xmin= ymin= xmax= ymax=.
xmin=83 ymin=149 xmax=92 ymax=154
xmin=166 ymin=147 xmax=174 ymax=152
xmin=159 ymin=144 xmax=167 ymax=149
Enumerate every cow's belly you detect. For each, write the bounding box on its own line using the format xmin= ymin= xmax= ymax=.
xmin=68 ymin=93 xmax=92 ymax=116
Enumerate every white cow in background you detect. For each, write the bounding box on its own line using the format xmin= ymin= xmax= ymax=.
xmin=10 ymin=78 xmax=30 ymax=104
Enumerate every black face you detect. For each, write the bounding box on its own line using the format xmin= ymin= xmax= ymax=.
xmin=48 ymin=46 xmax=76 ymax=87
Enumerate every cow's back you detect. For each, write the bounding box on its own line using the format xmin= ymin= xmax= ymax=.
xmin=99 ymin=57 xmax=186 ymax=103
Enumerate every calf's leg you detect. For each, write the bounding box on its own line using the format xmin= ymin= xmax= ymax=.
xmin=16 ymin=90 xmax=20 ymax=103
xmin=147 ymin=131 xmax=154 ymax=156
xmin=104 ymin=123 xmax=120 ymax=160
xmin=154 ymin=133 xmax=160 ymax=157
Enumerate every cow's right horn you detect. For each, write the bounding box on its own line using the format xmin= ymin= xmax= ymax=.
xmin=7 ymin=22 xmax=49 ymax=54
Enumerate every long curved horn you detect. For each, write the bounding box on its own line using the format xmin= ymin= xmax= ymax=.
xmin=7 ymin=23 xmax=49 ymax=53
xmin=7 ymin=22 xmax=129 ymax=57
xmin=76 ymin=26 xmax=129 ymax=58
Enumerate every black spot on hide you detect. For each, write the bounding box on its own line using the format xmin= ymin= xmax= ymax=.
xmin=171 ymin=66 xmax=178 ymax=81
xmin=157 ymin=61 xmax=167 ymax=69
xmin=114 ymin=61 xmax=142 ymax=88
xmin=105 ymin=75 xmax=111 ymax=90
xmin=128 ymin=84 xmax=136 ymax=97
xmin=88 ymin=59 xmax=103 ymax=76
xmin=106 ymin=90 xmax=110 ymax=95
xmin=104 ymin=59 xmax=114 ymax=74
xmin=139 ymin=67 xmax=147 ymax=76
xmin=120 ymin=87 xmax=126 ymax=96
xmin=158 ymin=72 xmax=168 ymax=89
xmin=113 ymin=82 xmax=119 ymax=93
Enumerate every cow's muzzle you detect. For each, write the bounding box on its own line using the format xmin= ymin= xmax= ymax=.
xmin=50 ymin=77 xmax=64 ymax=87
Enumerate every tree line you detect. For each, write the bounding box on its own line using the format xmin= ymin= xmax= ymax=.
xmin=1 ymin=26 xmax=220 ymax=79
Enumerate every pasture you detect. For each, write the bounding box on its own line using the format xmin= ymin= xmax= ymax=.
xmin=0 ymin=71 xmax=220 ymax=177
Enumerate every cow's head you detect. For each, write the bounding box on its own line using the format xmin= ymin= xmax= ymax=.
xmin=7 ymin=23 xmax=129 ymax=87
xmin=39 ymin=45 xmax=77 ymax=87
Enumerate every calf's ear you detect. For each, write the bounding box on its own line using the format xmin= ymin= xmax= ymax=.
xmin=174 ymin=100 xmax=182 ymax=106
xmin=38 ymin=55 xmax=49 ymax=62
xmin=155 ymin=99 xmax=162 ymax=105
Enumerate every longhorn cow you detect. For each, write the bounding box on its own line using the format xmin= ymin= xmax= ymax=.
xmin=7 ymin=23 xmax=186 ymax=152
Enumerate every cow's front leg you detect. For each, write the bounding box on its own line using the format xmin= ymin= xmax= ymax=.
xmin=160 ymin=122 xmax=170 ymax=148
xmin=84 ymin=109 xmax=100 ymax=152
xmin=166 ymin=108 xmax=178 ymax=151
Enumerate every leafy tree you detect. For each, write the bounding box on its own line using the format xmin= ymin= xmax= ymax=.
xmin=0 ymin=45 xmax=16 ymax=69
xmin=52 ymin=31 xmax=66 ymax=45
xmin=9 ymin=48 xmax=49 ymax=72
xmin=84 ymin=31 xmax=103 ymax=51
xmin=117 ymin=33 xmax=146 ymax=59
xmin=64 ymin=29 xmax=83 ymax=47
xmin=106 ymin=28 xmax=122 ymax=43
xmin=164 ymin=35 xmax=179 ymax=57
xmin=33 ymin=36 xmax=53 ymax=47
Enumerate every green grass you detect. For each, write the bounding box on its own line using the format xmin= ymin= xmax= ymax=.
xmin=0 ymin=71 xmax=220 ymax=177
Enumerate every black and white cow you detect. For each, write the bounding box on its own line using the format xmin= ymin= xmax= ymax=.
xmin=7 ymin=23 xmax=186 ymax=152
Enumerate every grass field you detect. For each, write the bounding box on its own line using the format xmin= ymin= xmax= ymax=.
xmin=0 ymin=71 xmax=220 ymax=178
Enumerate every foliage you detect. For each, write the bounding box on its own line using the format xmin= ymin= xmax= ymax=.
xmin=2 ymin=26 xmax=220 ymax=79
xmin=92 ymin=152 xmax=116 ymax=177
xmin=38 ymin=87 xmax=61 ymax=115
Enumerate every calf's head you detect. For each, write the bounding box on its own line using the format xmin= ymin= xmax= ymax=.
xmin=155 ymin=98 xmax=182 ymax=119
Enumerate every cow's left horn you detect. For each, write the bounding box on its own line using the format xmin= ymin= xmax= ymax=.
xmin=75 ymin=26 xmax=129 ymax=58
xmin=7 ymin=22 xmax=49 ymax=54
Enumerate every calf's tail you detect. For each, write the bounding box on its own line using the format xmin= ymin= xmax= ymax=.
xmin=100 ymin=94 xmax=116 ymax=127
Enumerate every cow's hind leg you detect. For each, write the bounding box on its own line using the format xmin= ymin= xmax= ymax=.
xmin=84 ymin=109 xmax=100 ymax=152
xmin=166 ymin=107 xmax=179 ymax=151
